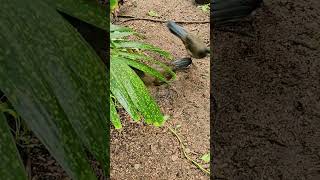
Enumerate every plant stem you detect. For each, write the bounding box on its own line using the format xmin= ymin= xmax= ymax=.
xmin=166 ymin=125 xmax=210 ymax=176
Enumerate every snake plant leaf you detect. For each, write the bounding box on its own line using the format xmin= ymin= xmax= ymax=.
xmin=47 ymin=0 xmax=108 ymax=31
xmin=110 ymin=97 xmax=122 ymax=129
xmin=0 ymin=113 xmax=28 ymax=180
xmin=111 ymin=59 xmax=166 ymax=126
xmin=0 ymin=0 xmax=108 ymax=179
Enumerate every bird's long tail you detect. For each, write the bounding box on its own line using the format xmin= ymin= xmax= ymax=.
xmin=167 ymin=21 xmax=188 ymax=40
xmin=212 ymin=0 xmax=264 ymax=26
xmin=170 ymin=57 xmax=192 ymax=71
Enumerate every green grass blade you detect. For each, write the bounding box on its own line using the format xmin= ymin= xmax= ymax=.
xmin=0 ymin=113 xmax=28 ymax=180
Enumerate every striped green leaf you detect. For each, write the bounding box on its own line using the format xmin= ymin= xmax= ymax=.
xmin=0 ymin=0 xmax=108 ymax=179
xmin=113 ymin=41 xmax=173 ymax=59
xmin=111 ymin=59 xmax=165 ymax=126
xmin=110 ymin=97 xmax=122 ymax=129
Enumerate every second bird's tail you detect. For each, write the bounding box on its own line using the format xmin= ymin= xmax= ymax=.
xmin=171 ymin=57 xmax=192 ymax=71
xmin=166 ymin=21 xmax=188 ymax=40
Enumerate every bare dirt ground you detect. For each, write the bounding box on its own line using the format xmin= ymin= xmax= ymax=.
xmin=212 ymin=0 xmax=320 ymax=179
xmin=111 ymin=0 xmax=210 ymax=179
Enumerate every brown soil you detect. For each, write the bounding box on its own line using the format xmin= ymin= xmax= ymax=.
xmin=111 ymin=0 xmax=210 ymax=179
xmin=212 ymin=0 xmax=320 ymax=179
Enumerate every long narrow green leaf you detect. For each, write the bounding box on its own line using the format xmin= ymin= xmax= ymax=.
xmin=111 ymin=59 xmax=166 ymax=126
xmin=110 ymin=98 xmax=122 ymax=129
xmin=114 ymin=41 xmax=173 ymax=59
xmin=114 ymin=56 xmax=168 ymax=83
xmin=0 ymin=0 xmax=108 ymax=178
xmin=110 ymin=68 xmax=141 ymax=122
xmin=0 ymin=113 xmax=27 ymax=180
xmin=113 ymin=51 xmax=176 ymax=81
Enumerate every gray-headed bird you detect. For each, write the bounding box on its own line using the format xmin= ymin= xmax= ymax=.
xmin=167 ymin=21 xmax=210 ymax=59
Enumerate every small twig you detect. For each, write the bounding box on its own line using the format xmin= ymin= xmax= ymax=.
xmin=166 ymin=125 xmax=210 ymax=176
xmin=118 ymin=15 xmax=210 ymax=24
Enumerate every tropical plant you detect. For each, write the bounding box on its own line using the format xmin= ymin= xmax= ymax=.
xmin=110 ymin=24 xmax=175 ymax=129
xmin=0 ymin=0 xmax=108 ymax=179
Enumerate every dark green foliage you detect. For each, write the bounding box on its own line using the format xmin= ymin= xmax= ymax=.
xmin=0 ymin=0 xmax=108 ymax=179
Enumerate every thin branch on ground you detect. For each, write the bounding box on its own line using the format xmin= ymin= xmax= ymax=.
xmin=165 ymin=125 xmax=210 ymax=176
xmin=118 ymin=15 xmax=210 ymax=24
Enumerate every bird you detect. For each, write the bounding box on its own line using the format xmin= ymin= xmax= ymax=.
xmin=166 ymin=21 xmax=210 ymax=59
xmin=133 ymin=57 xmax=192 ymax=86
xmin=212 ymin=0 xmax=264 ymax=27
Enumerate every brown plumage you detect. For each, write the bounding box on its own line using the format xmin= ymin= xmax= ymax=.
xmin=167 ymin=21 xmax=210 ymax=59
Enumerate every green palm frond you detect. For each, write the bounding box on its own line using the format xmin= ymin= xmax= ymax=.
xmin=110 ymin=24 xmax=174 ymax=128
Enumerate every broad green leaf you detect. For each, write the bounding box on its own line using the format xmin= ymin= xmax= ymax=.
xmin=0 ymin=0 xmax=108 ymax=179
xmin=201 ymin=153 xmax=210 ymax=163
xmin=111 ymin=59 xmax=166 ymax=126
xmin=0 ymin=113 xmax=27 ymax=180
xmin=48 ymin=0 xmax=108 ymax=31
xmin=110 ymin=97 xmax=122 ymax=129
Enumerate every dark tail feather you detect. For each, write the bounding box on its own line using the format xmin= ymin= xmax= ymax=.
xmin=212 ymin=0 xmax=263 ymax=26
xmin=171 ymin=57 xmax=192 ymax=71
xmin=166 ymin=21 xmax=188 ymax=40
